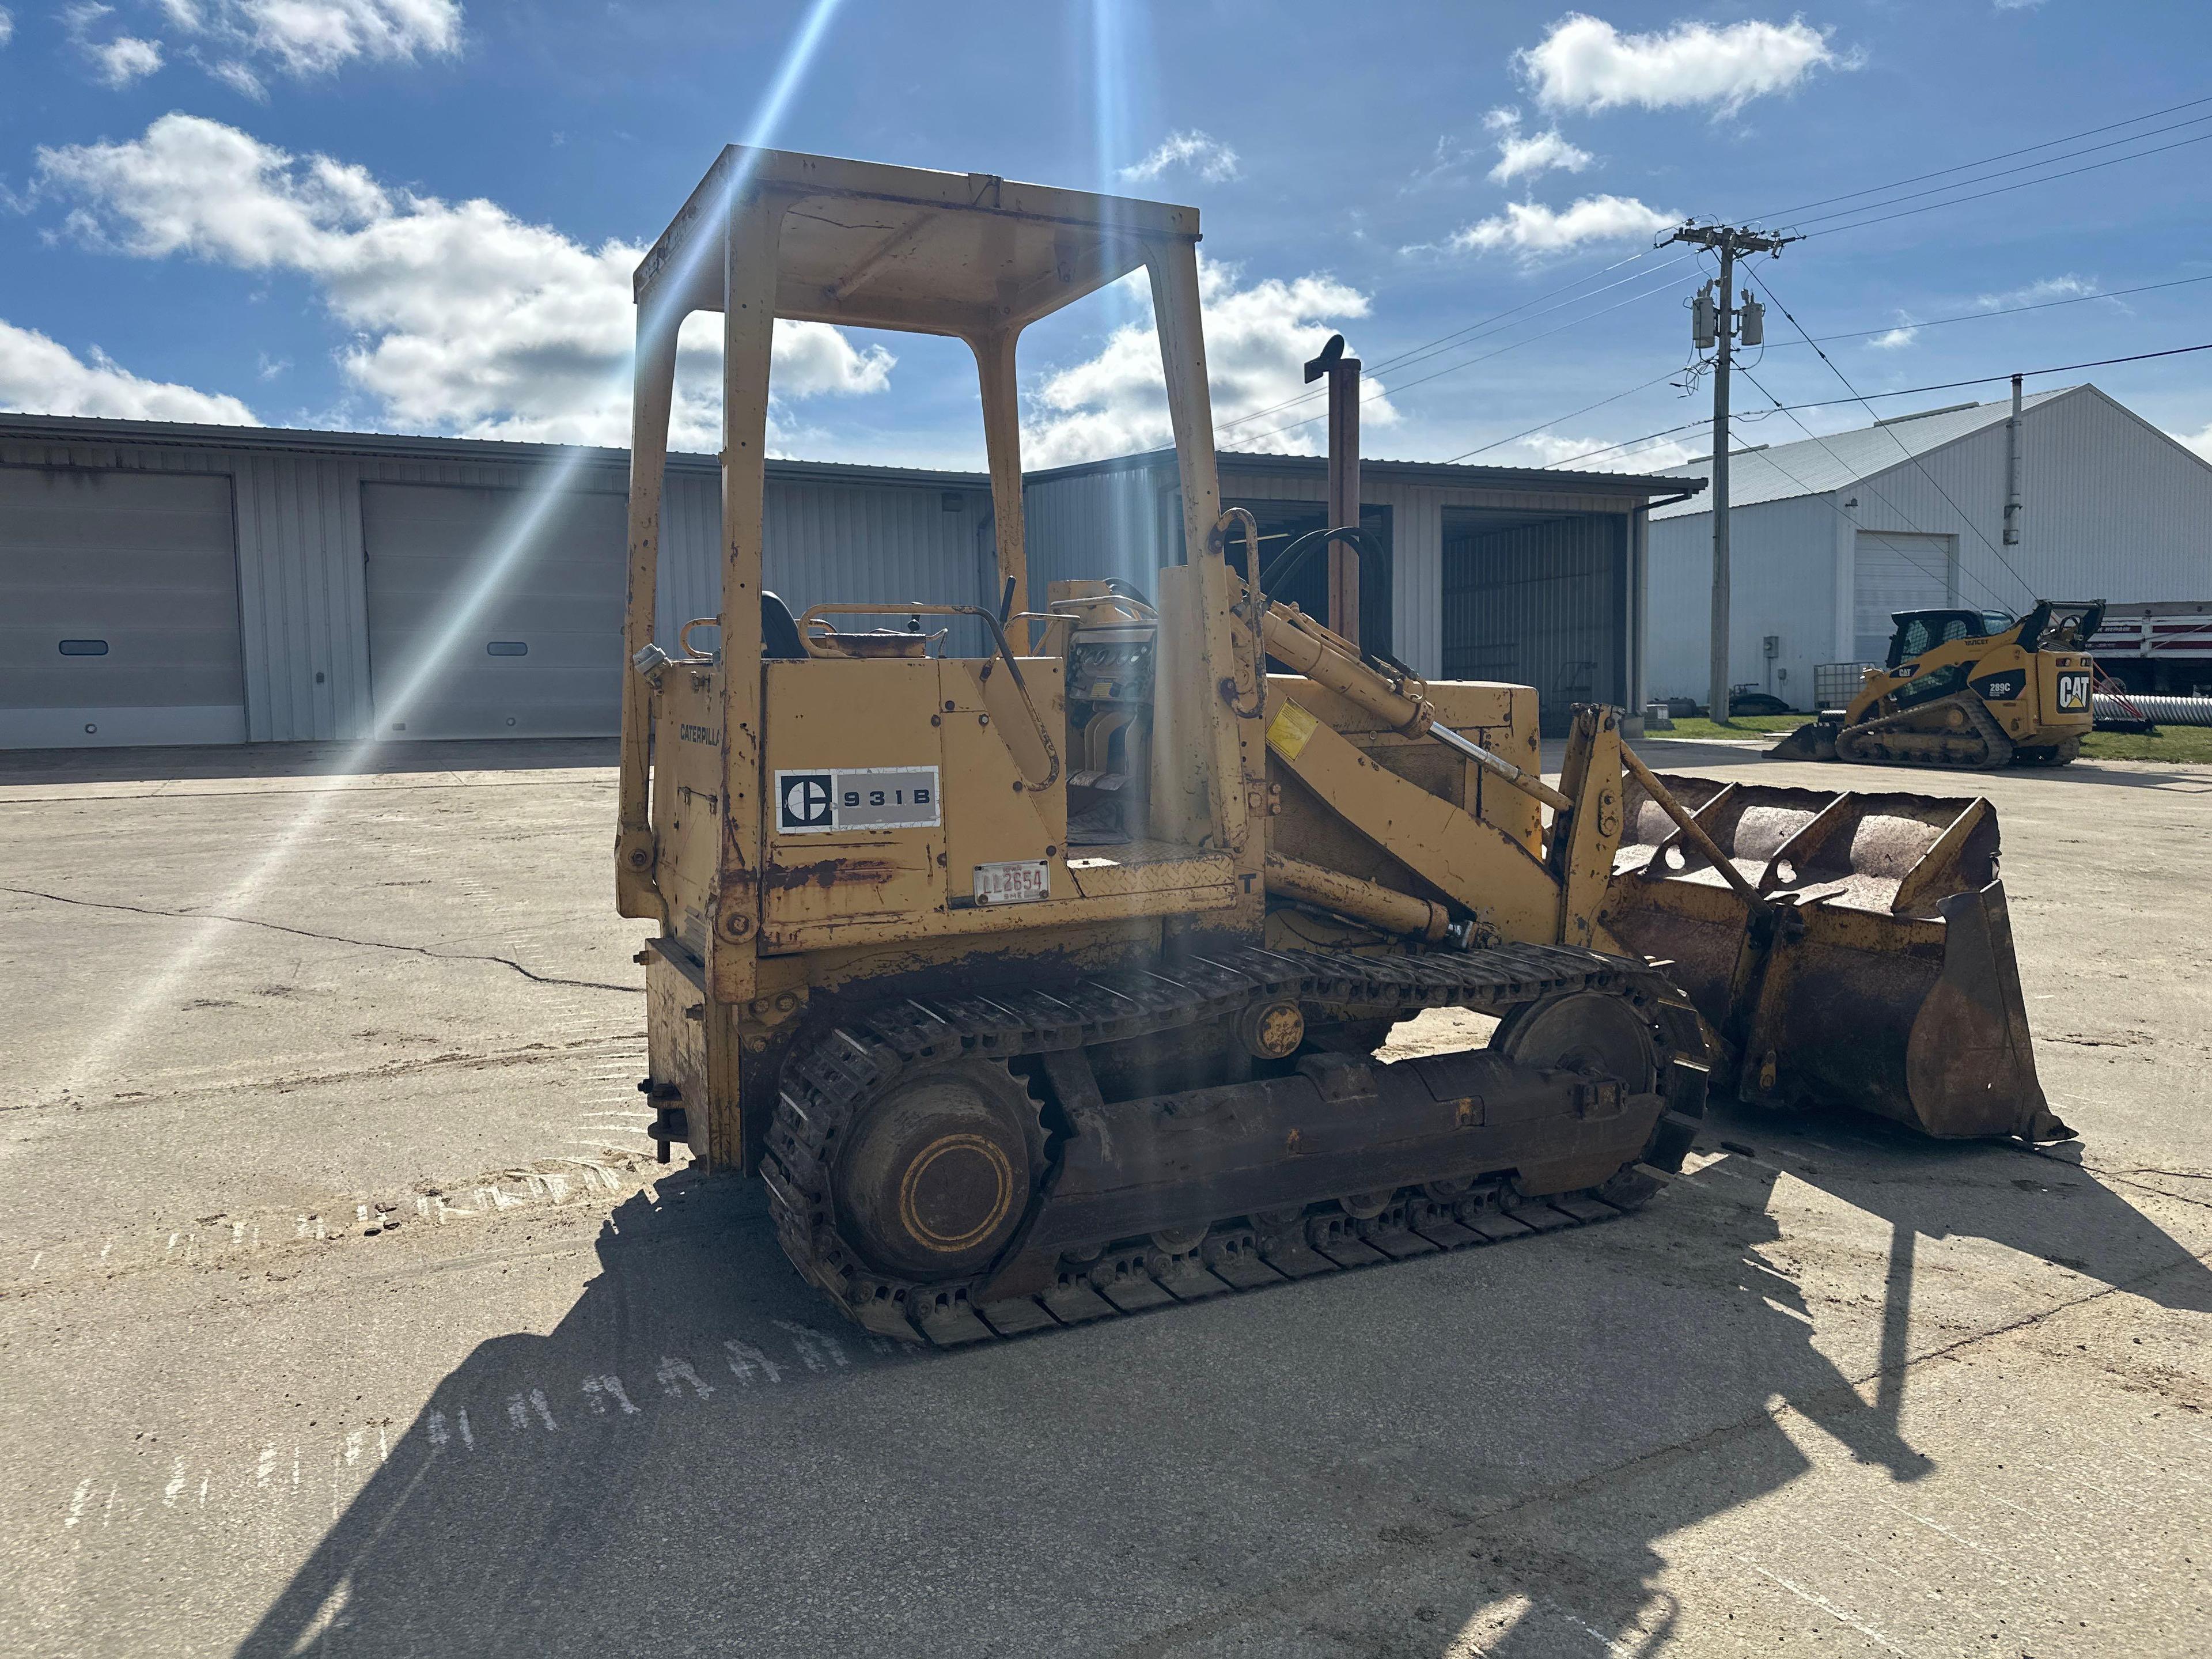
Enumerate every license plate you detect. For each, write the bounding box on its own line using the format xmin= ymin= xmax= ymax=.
xmin=2056 ymin=672 xmax=2090 ymax=711
xmin=974 ymin=859 xmax=1050 ymax=905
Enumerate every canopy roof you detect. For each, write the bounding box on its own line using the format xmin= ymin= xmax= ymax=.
xmin=634 ymin=147 xmax=1199 ymax=338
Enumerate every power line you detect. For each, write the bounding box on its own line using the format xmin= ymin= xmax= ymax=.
xmin=1230 ymin=264 xmax=1702 ymax=450
xmin=1767 ymin=339 xmax=2212 ymax=402
xmin=1213 ymin=252 xmax=1696 ymax=439
xmin=1537 ymin=418 xmax=1714 ymax=471
xmin=1441 ymin=369 xmax=1683 ymax=465
xmin=1783 ymin=111 xmax=2212 ymax=231
xmin=1804 ymin=129 xmax=2212 ymax=239
xmin=1532 ymin=337 xmax=2212 ymax=471
xmin=1763 ymin=272 xmax=2212 ymax=350
xmin=1344 ymin=255 xmax=1696 ymax=384
xmin=1736 ymin=365 xmax=2020 ymax=613
xmin=1743 ymin=266 xmax=2039 ymax=602
xmin=1211 ymin=249 xmax=1669 ymax=435
xmin=1224 ymin=96 xmax=2212 ymax=450
xmin=1752 ymin=90 xmax=2212 ymax=219
xmin=1522 ymin=274 xmax=2212 ymax=465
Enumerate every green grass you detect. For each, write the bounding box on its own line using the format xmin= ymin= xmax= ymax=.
xmin=1641 ymin=713 xmax=2212 ymax=766
xmin=2080 ymin=726 xmax=2212 ymax=764
xmin=1641 ymin=714 xmax=1805 ymax=742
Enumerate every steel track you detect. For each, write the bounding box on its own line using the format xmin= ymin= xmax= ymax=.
xmin=762 ymin=943 xmax=1710 ymax=1347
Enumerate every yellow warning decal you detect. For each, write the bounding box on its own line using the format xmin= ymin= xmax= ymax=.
xmin=1267 ymin=700 xmax=1320 ymax=760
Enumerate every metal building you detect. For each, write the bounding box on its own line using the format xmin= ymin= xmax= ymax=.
xmin=0 ymin=413 xmax=1693 ymax=749
xmin=1024 ymin=450 xmax=1697 ymax=734
xmin=0 ymin=415 xmax=991 ymax=749
xmin=1643 ymin=384 xmax=2212 ymax=710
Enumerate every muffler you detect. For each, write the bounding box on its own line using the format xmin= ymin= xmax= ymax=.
xmin=1600 ymin=771 xmax=2070 ymax=1142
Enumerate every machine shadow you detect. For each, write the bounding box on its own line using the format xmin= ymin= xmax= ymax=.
xmin=225 ymin=1105 xmax=2209 ymax=1659
xmin=1389 ymin=1110 xmax=2212 ymax=1658
xmin=1703 ymin=1095 xmax=2212 ymax=1317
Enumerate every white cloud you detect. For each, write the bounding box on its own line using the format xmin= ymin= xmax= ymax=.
xmin=66 ymin=3 xmax=166 ymax=85
xmin=1483 ymin=107 xmax=1593 ymax=185
xmin=36 ymin=113 xmax=894 ymax=448
xmin=1865 ymin=324 xmax=1917 ymax=350
xmin=1975 ymin=274 xmax=2096 ymax=309
xmin=0 ymin=319 xmax=259 ymax=423
xmin=0 ymin=9 xmax=15 ymax=48
xmin=1120 ymin=130 xmax=1241 ymax=185
xmin=1023 ymin=259 xmax=1396 ymax=468
xmin=1403 ymin=134 xmax=1480 ymax=193
xmin=228 ymin=0 xmax=459 ymax=72
xmin=2171 ymin=421 xmax=2212 ymax=464
xmin=1518 ymin=13 xmax=1847 ymax=116
xmin=1449 ymin=193 xmax=1675 ymax=255
xmin=139 ymin=0 xmax=459 ymax=85
xmin=89 ymin=33 xmax=164 ymax=84
xmin=1993 ymin=0 xmax=2044 ymax=10
xmin=1495 ymin=429 xmax=1702 ymax=471
xmin=209 ymin=57 xmax=267 ymax=97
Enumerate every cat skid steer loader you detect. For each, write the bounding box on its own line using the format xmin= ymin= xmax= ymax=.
xmin=615 ymin=149 xmax=2067 ymax=1346
xmin=1773 ymin=603 xmax=2101 ymax=768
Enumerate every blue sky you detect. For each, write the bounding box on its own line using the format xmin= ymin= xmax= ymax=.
xmin=3 ymin=1 xmax=2209 ymax=473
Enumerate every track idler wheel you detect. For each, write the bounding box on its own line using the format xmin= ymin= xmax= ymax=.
xmin=1493 ymin=990 xmax=1660 ymax=1093
xmin=832 ymin=1062 xmax=1040 ymax=1281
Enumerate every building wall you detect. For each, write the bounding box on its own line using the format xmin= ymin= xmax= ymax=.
xmin=665 ymin=470 xmax=994 ymax=653
xmin=5 ymin=419 xmax=1673 ymax=747
xmin=1021 ymin=463 xmax=1171 ymax=604
xmin=0 ymin=429 xmax=986 ymax=745
xmin=1024 ymin=461 xmax=1643 ymax=682
xmin=2008 ymin=388 xmax=2212 ymax=602
xmin=1442 ymin=512 xmax=1627 ymax=733
xmin=1643 ymin=388 xmax=2212 ymax=707
xmin=1647 ymin=493 xmax=1842 ymax=706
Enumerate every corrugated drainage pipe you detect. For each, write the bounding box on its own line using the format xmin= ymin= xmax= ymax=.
xmin=2095 ymin=694 xmax=2212 ymax=727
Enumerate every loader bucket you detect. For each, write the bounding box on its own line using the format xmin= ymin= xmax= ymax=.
xmin=1767 ymin=719 xmax=1838 ymax=762
xmin=1599 ymin=773 xmax=2071 ymax=1142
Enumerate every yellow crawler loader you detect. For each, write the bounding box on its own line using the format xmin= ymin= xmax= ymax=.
xmin=615 ymin=149 xmax=2066 ymax=1346
xmin=1772 ymin=603 xmax=2101 ymax=768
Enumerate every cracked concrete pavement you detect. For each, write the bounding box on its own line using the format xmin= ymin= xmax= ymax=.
xmin=0 ymin=737 xmax=2206 ymax=1658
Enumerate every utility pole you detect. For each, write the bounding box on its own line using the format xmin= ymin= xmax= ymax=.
xmin=1305 ymin=333 xmax=1362 ymax=646
xmin=2003 ymin=372 xmax=2024 ymax=549
xmin=1661 ymin=221 xmax=1798 ymax=721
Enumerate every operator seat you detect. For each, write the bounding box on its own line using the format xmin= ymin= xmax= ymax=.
xmin=761 ymin=590 xmax=806 ymax=661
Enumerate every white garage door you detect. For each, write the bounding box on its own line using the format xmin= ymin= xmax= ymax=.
xmin=363 ymin=482 xmax=627 ymax=740
xmin=0 ymin=467 xmax=244 ymax=749
xmin=1853 ymin=531 xmax=1955 ymax=662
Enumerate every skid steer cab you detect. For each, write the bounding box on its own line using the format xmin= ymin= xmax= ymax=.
xmin=1773 ymin=600 xmax=2101 ymax=769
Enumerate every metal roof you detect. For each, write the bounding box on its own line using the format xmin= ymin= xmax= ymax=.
xmin=1649 ymin=385 xmax=2078 ymax=520
xmin=1027 ymin=445 xmax=1705 ymax=500
xmin=0 ymin=412 xmax=1707 ymax=501
xmin=0 ymin=412 xmax=993 ymax=490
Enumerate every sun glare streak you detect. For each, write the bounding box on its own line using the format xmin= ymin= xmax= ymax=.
xmin=54 ymin=0 xmax=851 ymax=1104
xmin=52 ymin=468 xmax=594 ymax=1101
xmin=1085 ymin=0 xmax=1159 ymax=586
xmin=1086 ymin=0 xmax=1154 ymax=327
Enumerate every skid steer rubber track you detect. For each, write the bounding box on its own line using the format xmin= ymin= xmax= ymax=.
xmin=1835 ymin=690 xmax=2014 ymax=769
xmin=761 ymin=944 xmax=1709 ymax=1347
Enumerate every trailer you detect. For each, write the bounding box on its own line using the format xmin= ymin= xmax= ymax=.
xmin=2090 ymin=601 xmax=2212 ymax=698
